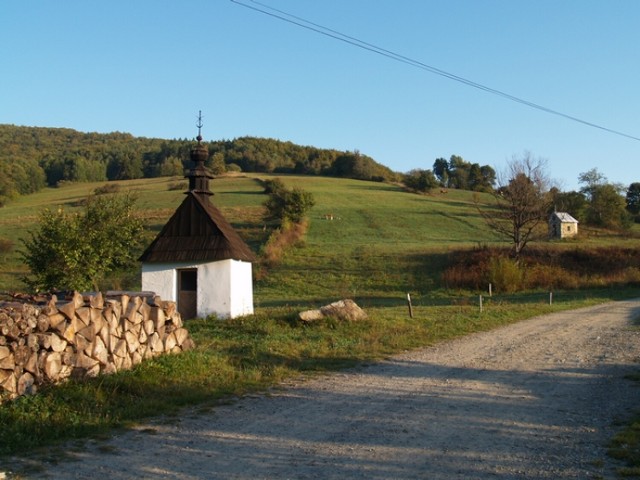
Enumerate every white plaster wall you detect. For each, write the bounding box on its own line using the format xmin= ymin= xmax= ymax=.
xmin=141 ymin=263 xmax=178 ymax=302
xmin=230 ymin=260 xmax=254 ymax=317
xmin=141 ymin=260 xmax=254 ymax=319
xmin=198 ymin=260 xmax=231 ymax=318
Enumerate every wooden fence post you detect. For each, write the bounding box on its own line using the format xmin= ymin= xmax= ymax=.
xmin=407 ymin=293 xmax=414 ymax=318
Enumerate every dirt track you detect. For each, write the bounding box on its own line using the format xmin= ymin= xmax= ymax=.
xmin=14 ymin=299 xmax=640 ymax=479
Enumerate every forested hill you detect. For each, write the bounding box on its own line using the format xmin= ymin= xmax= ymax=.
xmin=0 ymin=124 xmax=399 ymax=205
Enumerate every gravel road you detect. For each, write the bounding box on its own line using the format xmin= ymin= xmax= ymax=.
xmin=14 ymin=299 xmax=640 ymax=479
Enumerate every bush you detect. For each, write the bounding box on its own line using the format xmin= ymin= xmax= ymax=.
xmin=168 ymin=181 xmax=188 ymax=191
xmin=441 ymin=245 xmax=640 ymax=292
xmin=488 ymin=257 xmax=524 ymax=293
xmin=264 ymin=185 xmax=315 ymax=224
xmin=93 ymin=183 xmax=121 ymax=195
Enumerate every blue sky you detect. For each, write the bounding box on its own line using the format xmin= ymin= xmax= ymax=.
xmin=2 ymin=0 xmax=639 ymax=191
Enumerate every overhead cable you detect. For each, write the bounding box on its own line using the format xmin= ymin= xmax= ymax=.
xmin=231 ymin=0 xmax=640 ymax=142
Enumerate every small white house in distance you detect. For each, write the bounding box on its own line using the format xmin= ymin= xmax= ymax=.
xmin=139 ymin=134 xmax=255 ymax=320
xmin=549 ymin=211 xmax=579 ymax=239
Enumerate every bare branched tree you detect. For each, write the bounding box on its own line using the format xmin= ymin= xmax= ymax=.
xmin=478 ymin=152 xmax=553 ymax=259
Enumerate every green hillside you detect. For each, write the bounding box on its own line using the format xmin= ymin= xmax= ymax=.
xmin=1 ymin=174 xmax=638 ymax=302
xmin=0 ymin=175 xmax=498 ymax=296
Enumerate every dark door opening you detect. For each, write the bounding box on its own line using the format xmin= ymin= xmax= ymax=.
xmin=178 ymin=269 xmax=197 ymax=320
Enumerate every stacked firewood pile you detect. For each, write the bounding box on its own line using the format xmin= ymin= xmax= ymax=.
xmin=0 ymin=291 xmax=194 ymax=401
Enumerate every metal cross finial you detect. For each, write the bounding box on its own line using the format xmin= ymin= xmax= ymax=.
xmin=196 ymin=110 xmax=203 ymax=142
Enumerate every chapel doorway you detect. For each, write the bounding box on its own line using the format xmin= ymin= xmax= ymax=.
xmin=178 ymin=268 xmax=197 ymax=320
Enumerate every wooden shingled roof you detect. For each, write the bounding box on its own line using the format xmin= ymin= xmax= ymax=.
xmin=138 ymin=192 xmax=255 ymax=263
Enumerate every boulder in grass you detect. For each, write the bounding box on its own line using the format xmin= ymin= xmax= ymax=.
xmin=299 ymin=299 xmax=367 ymax=323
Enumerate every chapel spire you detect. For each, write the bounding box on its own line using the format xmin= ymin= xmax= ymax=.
xmin=186 ymin=110 xmax=214 ymax=196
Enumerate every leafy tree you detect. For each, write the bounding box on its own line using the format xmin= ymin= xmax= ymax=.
xmin=578 ymin=167 xmax=607 ymax=201
xmin=403 ymin=169 xmax=438 ymax=192
xmin=447 ymin=155 xmax=470 ymax=189
xmin=586 ymin=184 xmax=630 ymax=230
xmin=209 ymin=152 xmax=226 ymax=175
xmin=432 ymin=158 xmax=449 ymax=186
xmin=478 ymin=153 xmax=552 ymax=259
xmin=21 ymin=193 xmax=145 ymax=292
xmin=549 ymin=188 xmax=587 ymax=221
xmin=264 ymin=185 xmax=315 ymax=224
xmin=626 ymin=182 xmax=640 ymax=216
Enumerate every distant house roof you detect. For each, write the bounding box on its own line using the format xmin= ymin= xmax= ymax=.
xmin=139 ymin=192 xmax=255 ymax=263
xmin=550 ymin=212 xmax=579 ymax=223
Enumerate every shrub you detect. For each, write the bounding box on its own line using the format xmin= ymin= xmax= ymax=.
xmin=488 ymin=256 xmax=524 ymax=293
xmin=93 ymin=183 xmax=121 ymax=195
xmin=168 ymin=181 xmax=188 ymax=191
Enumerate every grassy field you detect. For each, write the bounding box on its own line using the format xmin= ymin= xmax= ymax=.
xmin=0 ymin=175 xmax=639 ymax=468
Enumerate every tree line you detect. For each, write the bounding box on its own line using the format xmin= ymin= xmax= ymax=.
xmin=0 ymin=124 xmax=399 ymax=205
xmin=403 ymin=155 xmax=497 ymax=193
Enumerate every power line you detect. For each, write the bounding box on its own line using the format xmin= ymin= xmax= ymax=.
xmin=231 ymin=0 xmax=640 ymax=143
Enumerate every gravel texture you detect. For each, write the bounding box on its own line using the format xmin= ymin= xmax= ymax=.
xmin=10 ymin=299 xmax=640 ymax=479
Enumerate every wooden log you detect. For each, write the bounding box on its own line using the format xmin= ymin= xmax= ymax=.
xmin=148 ymin=332 xmax=163 ymax=353
xmin=164 ymin=332 xmax=177 ymax=352
xmin=61 ymin=321 xmax=76 ymax=343
xmin=90 ymin=309 xmax=104 ymax=335
xmin=75 ymin=306 xmax=91 ymax=326
xmin=99 ymin=324 xmax=111 ymax=351
xmin=0 ymin=345 xmax=10 ymax=361
xmin=48 ymin=312 xmax=67 ymax=330
xmin=0 ymin=352 xmax=14 ymax=370
xmin=48 ymin=333 xmax=68 ymax=352
xmin=91 ymin=336 xmax=109 ymax=366
xmin=150 ymin=307 xmax=166 ymax=330
xmin=43 ymin=352 xmax=62 ymax=381
xmin=74 ymin=333 xmax=91 ymax=352
xmin=17 ymin=372 xmax=35 ymax=396
xmin=143 ymin=319 xmax=155 ymax=336
xmin=40 ymin=295 xmax=58 ymax=315
xmin=163 ymin=302 xmax=177 ymax=319
xmin=0 ymin=371 xmax=17 ymax=395
xmin=131 ymin=351 xmax=143 ymax=366
xmin=57 ymin=300 xmax=76 ymax=321
xmin=71 ymin=315 xmax=88 ymax=335
xmin=124 ymin=296 xmax=142 ymax=321
xmin=89 ymin=292 xmax=104 ymax=309
xmin=108 ymin=300 xmax=122 ymax=323
xmin=13 ymin=345 xmax=30 ymax=365
xmin=27 ymin=333 xmax=40 ymax=351
xmin=138 ymin=327 xmax=147 ymax=345
xmin=62 ymin=347 xmax=76 ymax=366
xmin=138 ymin=301 xmax=151 ymax=323
xmin=120 ymin=354 xmax=132 ymax=371
xmin=72 ymin=291 xmax=85 ymax=309
xmin=109 ymin=334 xmax=120 ymax=354
xmin=75 ymin=352 xmax=99 ymax=370
xmin=23 ymin=351 xmax=39 ymax=376
xmin=119 ymin=294 xmax=130 ymax=317
xmin=112 ymin=338 xmax=128 ymax=358
xmin=174 ymin=328 xmax=190 ymax=347
xmin=0 ymin=368 xmax=13 ymax=384
xmin=0 ymin=334 xmax=5 ymax=346
xmin=124 ymin=331 xmax=140 ymax=354
xmin=78 ymin=325 xmax=96 ymax=343
xmin=36 ymin=314 xmax=50 ymax=333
